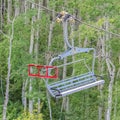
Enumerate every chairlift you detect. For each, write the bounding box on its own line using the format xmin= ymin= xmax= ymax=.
xmin=28 ymin=11 xmax=104 ymax=99
xmin=46 ymin=12 xmax=104 ymax=98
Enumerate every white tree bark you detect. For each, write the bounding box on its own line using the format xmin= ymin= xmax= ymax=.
xmin=25 ymin=0 xmax=28 ymax=24
xmin=116 ymin=56 xmax=120 ymax=78
xmin=2 ymin=17 xmax=15 ymax=120
xmin=37 ymin=97 xmax=41 ymax=113
xmin=47 ymin=11 xmax=55 ymax=64
xmin=7 ymin=0 xmax=12 ymax=23
xmin=113 ymin=56 xmax=120 ymax=119
xmin=113 ymin=75 xmax=118 ymax=119
xmin=15 ymin=0 xmax=20 ymax=17
xmin=21 ymin=0 xmax=28 ymax=110
xmin=106 ymin=58 xmax=115 ymax=120
xmin=84 ymin=37 xmax=88 ymax=47
xmin=20 ymin=0 xmax=25 ymax=13
xmin=22 ymin=78 xmax=28 ymax=111
xmin=29 ymin=79 xmax=33 ymax=113
xmin=105 ymin=18 xmax=115 ymax=120
xmin=45 ymin=10 xmax=55 ymax=120
xmin=0 ymin=0 xmax=3 ymax=29
xmin=96 ymin=18 xmax=115 ymax=120
xmin=28 ymin=2 xmax=35 ymax=113
xmin=98 ymin=34 xmax=105 ymax=120
xmin=35 ymin=0 xmax=41 ymax=113
xmin=43 ymin=0 xmax=48 ymax=7
xmin=60 ymin=42 xmax=69 ymax=120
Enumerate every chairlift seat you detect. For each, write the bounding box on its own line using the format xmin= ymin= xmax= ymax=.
xmin=47 ymin=72 xmax=104 ymax=98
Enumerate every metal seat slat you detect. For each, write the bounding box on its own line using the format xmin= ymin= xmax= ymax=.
xmin=49 ymin=72 xmax=94 ymax=88
xmin=50 ymin=76 xmax=95 ymax=94
xmin=53 ymin=77 xmax=95 ymax=92
xmin=49 ymin=72 xmax=92 ymax=86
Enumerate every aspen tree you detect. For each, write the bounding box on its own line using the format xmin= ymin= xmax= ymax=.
xmin=34 ymin=0 xmax=41 ymax=113
xmin=104 ymin=18 xmax=115 ymax=120
xmin=97 ymin=32 xmax=105 ymax=120
xmin=0 ymin=0 xmax=3 ymax=29
xmin=7 ymin=0 xmax=12 ymax=23
xmin=2 ymin=17 xmax=15 ymax=120
xmin=29 ymin=2 xmax=35 ymax=113
xmin=15 ymin=0 xmax=20 ymax=17
xmin=22 ymin=0 xmax=28 ymax=111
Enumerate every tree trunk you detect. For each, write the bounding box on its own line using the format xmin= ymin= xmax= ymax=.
xmin=29 ymin=79 xmax=33 ymax=113
xmin=104 ymin=18 xmax=115 ymax=120
xmin=0 ymin=0 xmax=3 ymax=29
xmin=35 ymin=0 xmax=41 ymax=113
xmin=2 ymin=17 xmax=15 ymax=120
xmin=21 ymin=0 xmax=28 ymax=110
xmin=47 ymin=10 xmax=55 ymax=64
xmin=15 ymin=0 xmax=20 ymax=17
xmin=22 ymin=78 xmax=28 ymax=111
xmin=113 ymin=76 xmax=118 ymax=119
xmin=28 ymin=2 xmax=35 ymax=113
xmin=61 ymin=42 xmax=69 ymax=120
xmin=105 ymin=59 xmax=115 ymax=120
xmin=116 ymin=56 xmax=120 ymax=78
xmin=113 ymin=55 xmax=120 ymax=119
xmin=46 ymin=10 xmax=55 ymax=120
xmin=84 ymin=37 xmax=88 ymax=47
xmin=7 ymin=0 xmax=12 ymax=23
xmin=98 ymin=32 xmax=105 ymax=120
xmin=20 ymin=0 xmax=25 ymax=13
xmin=25 ymin=0 xmax=29 ymax=24
xmin=43 ymin=0 xmax=48 ymax=7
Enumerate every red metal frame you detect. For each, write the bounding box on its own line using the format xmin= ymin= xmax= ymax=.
xmin=28 ymin=64 xmax=58 ymax=79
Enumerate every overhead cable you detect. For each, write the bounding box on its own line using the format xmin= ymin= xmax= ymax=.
xmin=27 ymin=0 xmax=120 ymax=37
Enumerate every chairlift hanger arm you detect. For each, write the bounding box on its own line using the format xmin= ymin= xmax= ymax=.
xmin=56 ymin=11 xmax=75 ymax=49
xmin=62 ymin=20 xmax=73 ymax=49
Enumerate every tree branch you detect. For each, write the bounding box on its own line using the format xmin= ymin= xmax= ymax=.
xmin=0 ymin=30 xmax=10 ymax=39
